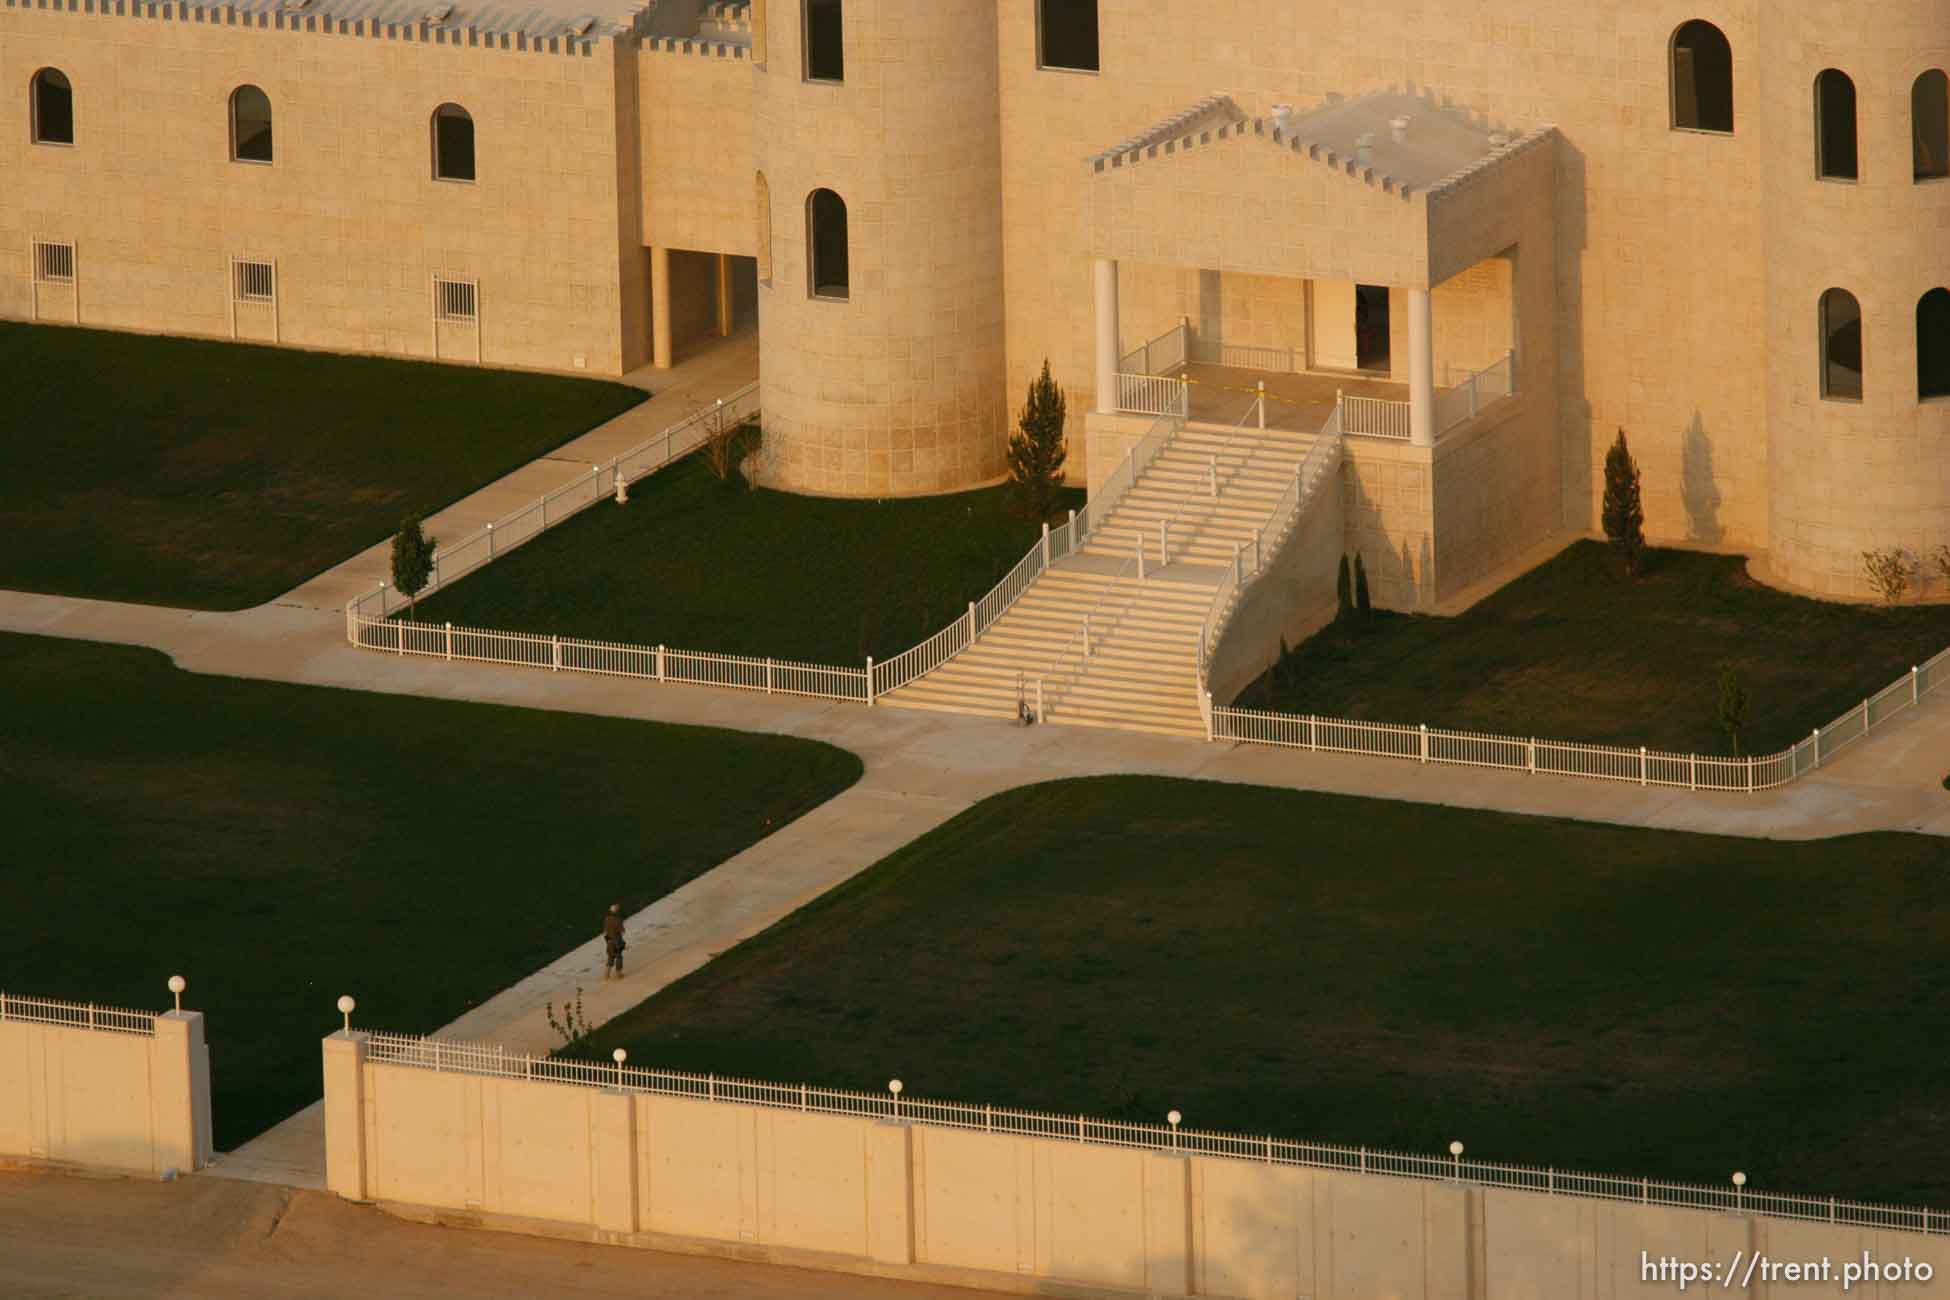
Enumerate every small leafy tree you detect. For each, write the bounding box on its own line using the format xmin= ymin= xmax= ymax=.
xmin=1601 ymin=429 xmax=1646 ymax=577
xmin=545 ymin=986 xmax=596 ymax=1058
xmin=1862 ymin=547 xmax=1915 ymax=605
xmin=1008 ymin=360 xmax=1068 ymax=519
xmin=1716 ymin=666 xmax=1750 ymax=756
xmin=1353 ymin=552 xmax=1372 ymax=614
xmin=1336 ymin=553 xmax=1353 ymax=616
xmin=1934 ymin=544 xmax=1950 ymax=590
xmin=704 ymin=415 xmax=760 ymax=486
xmin=391 ymin=515 xmax=437 ymax=619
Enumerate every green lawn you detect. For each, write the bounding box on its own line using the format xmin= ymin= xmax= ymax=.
xmin=1243 ymin=541 xmax=1950 ymax=754
xmin=0 ymin=322 xmax=645 ymax=609
xmin=589 ymin=775 xmax=1950 ymax=1206
xmin=414 ymin=452 xmax=1084 ymax=665
xmin=0 ymin=632 xmax=860 ymax=1149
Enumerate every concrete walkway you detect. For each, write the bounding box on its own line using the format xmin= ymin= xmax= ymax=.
xmin=277 ymin=329 xmax=759 ymax=612
xmin=8 ymin=585 xmax=1950 ymax=1191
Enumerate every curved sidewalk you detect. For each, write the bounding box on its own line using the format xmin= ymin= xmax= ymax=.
xmin=7 ymin=586 xmax=1949 ymax=1188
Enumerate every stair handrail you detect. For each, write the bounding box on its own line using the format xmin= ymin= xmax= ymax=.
xmin=1034 ymin=393 xmax=1270 ymax=718
xmin=865 ymin=408 xmax=1176 ymax=701
xmin=1193 ymin=429 xmax=1343 ymax=734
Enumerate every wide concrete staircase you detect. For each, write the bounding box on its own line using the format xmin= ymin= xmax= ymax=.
xmin=882 ymin=420 xmax=1317 ymax=738
xmin=1078 ymin=424 xmax=1315 ymax=568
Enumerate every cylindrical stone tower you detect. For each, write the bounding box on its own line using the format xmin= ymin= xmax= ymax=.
xmin=1763 ymin=4 xmax=1950 ymax=596
xmin=752 ymin=0 xmax=1008 ymax=496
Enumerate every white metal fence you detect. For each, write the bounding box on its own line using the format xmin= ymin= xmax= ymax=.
xmin=0 ymin=991 xmax=157 ymax=1036
xmin=1339 ymin=394 xmax=1414 ymax=440
xmin=1210 ymin=643 xmax=1950 ymax=792
xmin=1118 ymin=320 xmax=1190 ymax=378
xmin=1116 ymin=372 xmax=1190 ymax=417
xmin=347 ymin=381 xmax=759 ymax=623
xmin=1434 ymin=350 xmax=1517 ymax=434
xmin=361 ymin=1026 xmax=1950 ymax=1238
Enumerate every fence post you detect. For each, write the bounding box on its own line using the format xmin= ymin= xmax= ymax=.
xmin=1527 ymin=738 xmax=1536 ymax=774
xmin=541 ymin=495 xmax=547 ymax=528
xmin=1914 ymin=665 xmax=1921 ymax=704
xmin=656 ymin=644 xmax=666 ymax=683
xmin=866 ymin=656 xmax=876 ymax=706
xmin=765 ymin=658 xmax=774 ymax=695
xmin=1084 ymin=613 xmax=1092 ymax=658
xmin=1252 ymin=533 xmax=1261 ymax=574
xmin=1257 ymin=381 xmax=1267 ymax=430
xmin=1309 ymin=714 xmax=1317 ymax=752
xmin=1746 ymin=760 xmax=1754 ymax=793
xmin=1811 ymin=727 xmax=1821 ymax=767
xmin=551 ymin=636 xmax=560 ymax=672
xmin=1689 ymin=754 xmax=1696 ymax=790
xmin=1419 ymin=723 xmax=1428 ymax=763
xmin=967 ymin=601 xmax=977 ymax=642
xmin=1467 ymin=372 xmax=1478 ymax=418
xmin=1232 ymin=543 xmax=1242 ymax=589
xmin=1639 ymin=746 xmax=1647 ymax=787
xmin=1136 ymin=534 xmax=1146 ymax=581
xmin=1036 ymin=677 xmax=1045 ymax=722
xmin=1042 ymin=521 xmax=1051 ymax=565
xmin=486 ymin=522 xmax=494 ymax=557
xmin=1178 ymin=378 xmax=1189 ymax=417
xmin=1068 ymin=507 xmax=1078 ymax=541
xmin=1210 ymin=455 xmax=1218 ymax=499
xmin=445 ymin=622 xmax=453 ymax=662
xmin=1161 ymin=520 xmax=1170 ymax=566
xmin=1862 ymin=698 xmax=1870 ymax=733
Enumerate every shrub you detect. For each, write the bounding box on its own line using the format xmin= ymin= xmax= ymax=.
xmin=1601 ymin=429 xmax=1646 ymax=577
xmin=1933 ymin=544 xmax=1950 ymax=590
xmin=1716 ymin=666 xmax=1750 ymax=756
xmin=390 ymin=515 xmax=437 ymax=619
xmin=1007 ymin=359 xmax=1068 ymax=520
xmin=703 ymin=415 xmax=760 ymax=487
xmin=1862 ymin=547 xmax=1916 ymax=605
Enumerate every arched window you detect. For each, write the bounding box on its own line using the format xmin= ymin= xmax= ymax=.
xmin=1670 ymin=21 xmax=1734 ymax=133
xmin=1820 ymin=288 xmax=1863 ymax=402
xmin=1920 ymin=288 xmax=1950 ymax=400
xmin=31 ymin=68 xmax=73 ymax=145
xmin=431 ymin=103 xmax=475 ymax=182
xmin=807 ymin=188 xmax=848 ymax=300
xmin=755 ymin=171 xmax=773 ymax=284
xmin=230 ymin=85 xmax=273 ymax=163
xmin=803 ymin=0 xmax=843 ymax=83
xmin=1814 ymin=70 xmax=1858 ymax=180
xmin=1916 ymin=70 xmax=1949 ymax=181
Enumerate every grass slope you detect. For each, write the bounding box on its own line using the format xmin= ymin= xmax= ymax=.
xmin=0 ymin=322 xmax=645 ymax=609
xmin=590 ymin=775 xmax=1950 ymax=1206
xmin=1246 ymin=541 xmax=1950 ymax=753
xmin=0 ymin=632 xmax=860 ymax=1148
xmin=415 ymin=453 xmax=1084 ymax=665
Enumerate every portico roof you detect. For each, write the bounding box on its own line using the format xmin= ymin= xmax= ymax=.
xmin=1085 ymin=88 xmax=1558 ymax=288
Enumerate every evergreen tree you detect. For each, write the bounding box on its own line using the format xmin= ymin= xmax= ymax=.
xmin=390 ymin=515 xmax=438 ymax=620
xmin=1007 ymin=360 xmax=1068 ymax=519
xmin=1336 ymin=553 xmax=1353 ymax=616
xmin=1602 ymin=428 xmax=1646 ymax=577
xmin=1353 ymin=552 xmax=1372 ymax=614
xmin=1716 ymin=666 xmax=1750 ymax=756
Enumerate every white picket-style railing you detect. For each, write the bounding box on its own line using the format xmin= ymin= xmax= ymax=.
xmin=1118 ymin=320 xmax=1191 ymax=378
xmin=361 ymin=1025 xmax=1950 ymax=1239
xmin=1339 ymin=393 xmax=1413 ymax=440
xmin=0 ymin=990 xmax=158 ymax=1036
xmin=1211 ymin=640 xmax=1950 ymax=792
xmin=1187 ymin=338 xmax=1302 ymax=374
xmin=1116 ymin=372 xmax=1190 ymax=417
xmin=1434 ymin=350 xmax=1518 ymax=435
xmin=347 ymin=381 xmax=760 ymax=622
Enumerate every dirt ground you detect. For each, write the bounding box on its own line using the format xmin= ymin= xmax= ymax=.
xmin=0 ymin=1168 xmax=1011 ymax=1300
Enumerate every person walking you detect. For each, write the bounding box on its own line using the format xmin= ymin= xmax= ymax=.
xmin=602 ymin=903 xmax=626 ymax=979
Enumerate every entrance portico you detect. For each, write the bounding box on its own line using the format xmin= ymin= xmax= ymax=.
xmin=1080 ymin=89 xmax=1560 ymax=611
xmin=1085 ymin=90 xmax=1553 ymax=453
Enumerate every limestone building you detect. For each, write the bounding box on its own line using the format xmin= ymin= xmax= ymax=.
xmin=6 ymin=0 xmax=1949 ymax=601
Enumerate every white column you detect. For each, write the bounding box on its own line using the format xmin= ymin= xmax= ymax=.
xmin=1408 ymin=286 xmax=1434 ymax=447
xmin=1094 ymin=257 xmax=1120 ymax=415
xmin=650 ymin=246 xmax=673 ymax=370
